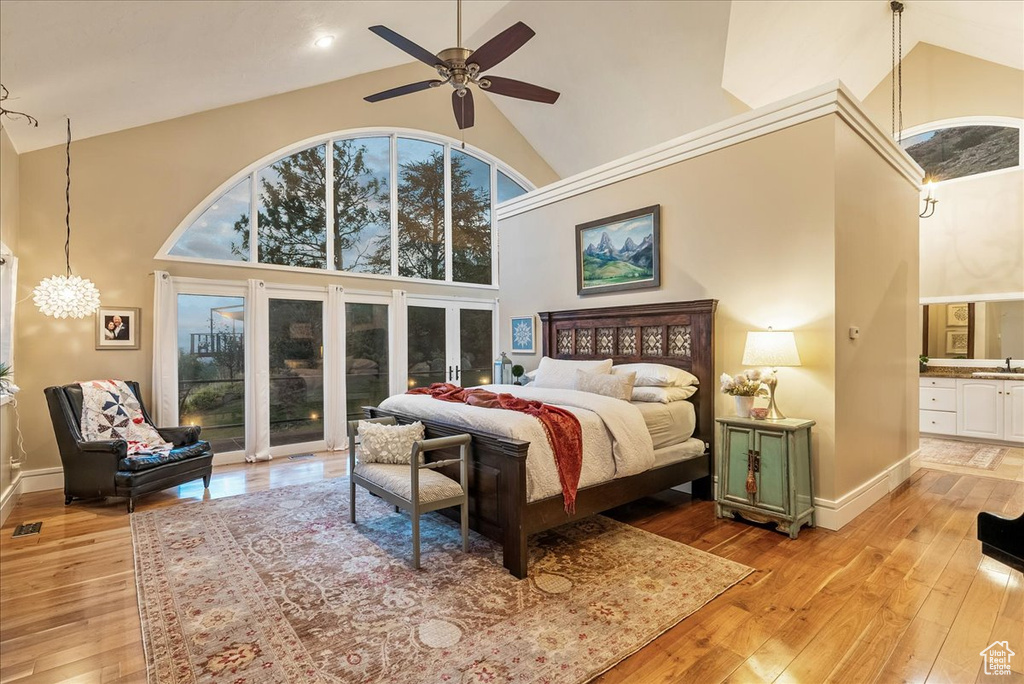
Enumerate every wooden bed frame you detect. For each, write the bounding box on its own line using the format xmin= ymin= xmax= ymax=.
xmin=367 ymin=299 xmax=717 ymax=578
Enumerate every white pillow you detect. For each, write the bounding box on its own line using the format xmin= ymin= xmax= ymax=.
xmin=532 ymin=356 xmax=613 ymax=390
xmin=630 ymin=385 xmax=697 ymax=403
xmin=357 ymin=421 xmax=425 ymax=464
xmin=575 ymin=370 xmax=636 ymax=401
xmin=612 ymin=363 xmax=699 ymax=388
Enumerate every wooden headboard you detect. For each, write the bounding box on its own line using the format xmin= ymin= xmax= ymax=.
xmin=539 ymin=299 xmax=718 ymax=445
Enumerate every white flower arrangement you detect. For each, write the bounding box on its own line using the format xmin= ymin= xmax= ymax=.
xmin=719 ymin=370 xmax=769 ymax=397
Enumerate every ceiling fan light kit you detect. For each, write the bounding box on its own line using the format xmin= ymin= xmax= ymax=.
xmin=364 ymin=2 xmax=559 ymax=130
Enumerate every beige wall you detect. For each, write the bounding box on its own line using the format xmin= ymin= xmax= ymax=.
xmin=499 ymin=116 xmax=844 ymax=498
xmin=865 ymin=43 xmax=1024 ymax=301
xmin=833 ymin=119 xmax=919 ymax=498
xmin=14 ymin=62 xmax=559 ymax=473
xmin=863 ymin=42 xmax=1024 ymax=131
xmin=1 ymin=126 xmax=20 ymax=500
xmin=918 ymin=170 xmax=1023 ymax=298
xmin=497 ymin=114 xmax=920 ymax=503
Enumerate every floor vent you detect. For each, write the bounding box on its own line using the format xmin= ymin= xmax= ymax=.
xmin=12 ymin=522 xmax=42 ymax=538
xmin=288 ymin=453 xmax=315 ymax=461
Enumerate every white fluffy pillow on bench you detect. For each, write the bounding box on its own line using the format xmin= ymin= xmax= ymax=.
xmin=357 ymin=420 xmax=425 ymax=464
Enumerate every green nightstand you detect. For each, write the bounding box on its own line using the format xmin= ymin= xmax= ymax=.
xmin=715 ymin=416 xmax=816 ymax=538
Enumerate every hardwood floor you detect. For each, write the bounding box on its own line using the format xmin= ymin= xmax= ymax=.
xmin=0 ymin=456 xmax=1020 ymax=683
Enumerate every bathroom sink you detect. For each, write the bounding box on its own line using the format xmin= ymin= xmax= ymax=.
xmin=971 ymin=372 xmax=1024 ymax=379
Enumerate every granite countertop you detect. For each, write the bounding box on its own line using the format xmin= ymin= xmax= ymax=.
xmin=921 ymin=366 xmax=1020 ymax=378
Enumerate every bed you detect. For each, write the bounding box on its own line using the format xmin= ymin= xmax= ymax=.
xmin=365 ymin=299 xmax=717 ymax=578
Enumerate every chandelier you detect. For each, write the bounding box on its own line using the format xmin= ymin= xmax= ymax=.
xmin=32 ymin=119 xmax=101 ymax=319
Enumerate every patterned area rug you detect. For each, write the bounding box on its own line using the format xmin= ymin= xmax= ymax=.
xmin=132 ymin=479 xmax=751 ymax=683
xmin=919 ymin=437 xmax=1007 ymax=470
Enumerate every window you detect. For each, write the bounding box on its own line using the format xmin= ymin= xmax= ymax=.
xmin=345 ymin=302 xmax=390 ymax=421
xmin=497 ymin=170 xmax=529 ymax=203
xmin=268 ymin=299 xmax=324 ymax=446
xmin=397 ymin=138 xmax=446 ymax=280
xmin=177 ymin=294 xmax=246 ymax=453
xmin=0 ymin=247 xmax=16 ymax=377
xmin=452 ymin=149 xmax=492 ymax=285
xmin=258 ymin=144 xmax=327 ymax=269
xmin=160 ymin=130 xmax=533 ymax=287
xmin=901 ymin=122 xmax=1021 ymax=182
xmin=169 ymin=178 xmax=250 ymax=261
xmin=334 ymin=137 xmax=390 ymax=274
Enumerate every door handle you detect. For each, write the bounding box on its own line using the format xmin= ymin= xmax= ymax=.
xmin=753 ymin=450 xmax=761 ymax=472
xmin=455 ymin=366 xmax=461 ymax=380
xmin=448 ymin=366 xmax=454 ymax=381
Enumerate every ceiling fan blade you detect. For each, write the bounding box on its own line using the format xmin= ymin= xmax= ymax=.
xmin=468 ymin=22 xmax=535 ymax=72
xmin=368 ymin=25 xmax=440 ymax=67
xmin=482 ymin=76 xmax=560 ymax=104
xmin=453 ymin=90 xmax=475 ymax=130
xmin=364 ymin=80 xmax=442 ymax=103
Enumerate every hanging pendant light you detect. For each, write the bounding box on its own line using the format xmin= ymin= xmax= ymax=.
xmin=32 ymin=119 xmax=101 ymax=319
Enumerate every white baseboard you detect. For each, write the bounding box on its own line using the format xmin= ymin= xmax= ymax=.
xmin=0 ymin=471 xmax=23 ymax=525
xmin=19 ymin=466 xmax=65 ymax=494
xmin=814 ymin=449 xmax=920 ymax=531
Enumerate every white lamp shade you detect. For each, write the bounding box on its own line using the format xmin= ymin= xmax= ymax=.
xmin=742 ymin=330 xmax=801 ymax=367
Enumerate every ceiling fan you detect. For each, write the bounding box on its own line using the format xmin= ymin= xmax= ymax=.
xmin=363 ymin=1 xmax=560 ymax=130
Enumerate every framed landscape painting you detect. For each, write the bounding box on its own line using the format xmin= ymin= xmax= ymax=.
xmin=510 ymin=315 xmax=536 ymax=354
xmin=575 ymin=205 xmax=660 ymax=296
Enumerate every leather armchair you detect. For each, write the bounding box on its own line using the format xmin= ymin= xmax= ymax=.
xmin=44 ymin=381 xmax=214 ymax=512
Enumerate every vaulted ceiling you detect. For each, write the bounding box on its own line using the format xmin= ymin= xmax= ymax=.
xmin=1 ymin=1 xmax=1021 ymax=178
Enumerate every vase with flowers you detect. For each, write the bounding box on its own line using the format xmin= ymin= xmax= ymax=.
xmin=720 ymin=369 xmax=768 ymax=418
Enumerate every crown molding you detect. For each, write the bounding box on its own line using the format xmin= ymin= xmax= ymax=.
xmin=496 ymin=81 xmax=924 ymax=220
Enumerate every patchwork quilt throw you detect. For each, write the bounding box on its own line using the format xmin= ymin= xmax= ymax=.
xmin=79 ymin=379 xmax=173 ymax=455
xmin=408 ymin=382 xmax=584 ymax=512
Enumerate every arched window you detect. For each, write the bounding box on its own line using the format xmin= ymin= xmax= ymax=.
xmin=900 ymin=117 xmax=1022 ymax=183
xmin=159 ymin=129 xmax=532 ymax=286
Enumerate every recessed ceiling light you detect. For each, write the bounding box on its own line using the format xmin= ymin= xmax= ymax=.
xmin=314 ymin=35 xmax=335 ymax=49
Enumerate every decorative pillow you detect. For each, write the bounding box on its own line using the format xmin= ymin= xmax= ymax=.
xmin=630 ymin=385 xmax=698 ymax=403
xmin=612 ymin=363 xmax=699 ymax=388
xmin=532 ymin=356 xmax=613 ymax=390
xmin=357 ymin=421 xmax=425 ymax=464
xmin=575 ymin=370 xmax=635 ymax=401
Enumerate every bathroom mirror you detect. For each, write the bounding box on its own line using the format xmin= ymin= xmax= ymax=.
xmin=921 ymin=299 xmax=1024 ymax=360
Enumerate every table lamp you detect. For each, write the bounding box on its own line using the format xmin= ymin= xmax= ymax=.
xmin=742 ymin=328 xmax=801 ymax=420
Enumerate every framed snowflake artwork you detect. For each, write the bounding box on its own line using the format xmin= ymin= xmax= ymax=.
xmin=510 ymin=315 xmax=536 ymax=354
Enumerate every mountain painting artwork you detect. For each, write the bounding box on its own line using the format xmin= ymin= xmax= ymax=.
xmin=575 ymin=205 xmax=661 ymax=295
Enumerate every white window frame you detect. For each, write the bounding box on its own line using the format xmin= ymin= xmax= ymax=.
xmin=157 ymin=274 xmax=497 ymax=461
xmin=168 ymin=277 xmax=248 ymax=463
xmin=404 ymin=294 xmax=499 ymax=390
xmin=0 ymin=242 xmax=17 ymax=405
xmin=264 ymin=284 xmax=329 ymax=457
xmin=899 ymin=116 xmax=1024 ymax=187
xmin=156 ymin=127 xmax=534 ymax=290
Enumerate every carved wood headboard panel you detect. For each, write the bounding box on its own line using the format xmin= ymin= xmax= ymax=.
xmin=538 ymin=299 xmax=718 ymax=446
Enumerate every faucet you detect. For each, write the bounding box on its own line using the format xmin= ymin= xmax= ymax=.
xmin=1007 ymin=357 xmax=1013 ymax=373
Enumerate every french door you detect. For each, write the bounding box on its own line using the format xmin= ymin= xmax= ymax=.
xmin=406 ymin=299 xmax=496 ymax=389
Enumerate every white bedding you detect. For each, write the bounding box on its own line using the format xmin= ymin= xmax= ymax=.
xmin=378 ymin=384 xmax=655 ymax=502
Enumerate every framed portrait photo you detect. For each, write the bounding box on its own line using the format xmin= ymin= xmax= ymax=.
xmin=510 ymin=315 xmax=536 ymax=354
xmin=575 ymin=205 xmax=661 ymax=296
xmin=96 ymin=307 xmax=141 ymax=350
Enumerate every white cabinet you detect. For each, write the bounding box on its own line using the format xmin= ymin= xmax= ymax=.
xmin=1006 ymin=381 xmax=1024 ymax=443
xmin=920 ymin=378 xmax=957 ymax=436
xmin=921 ymin=377 xmax=1023 ymax=444
xmin=958 ymin=379 xmax=1003 ymax=439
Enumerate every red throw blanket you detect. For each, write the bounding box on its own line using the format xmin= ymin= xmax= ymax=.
xmin=408 ymin=383 xmax=583 ymax=513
